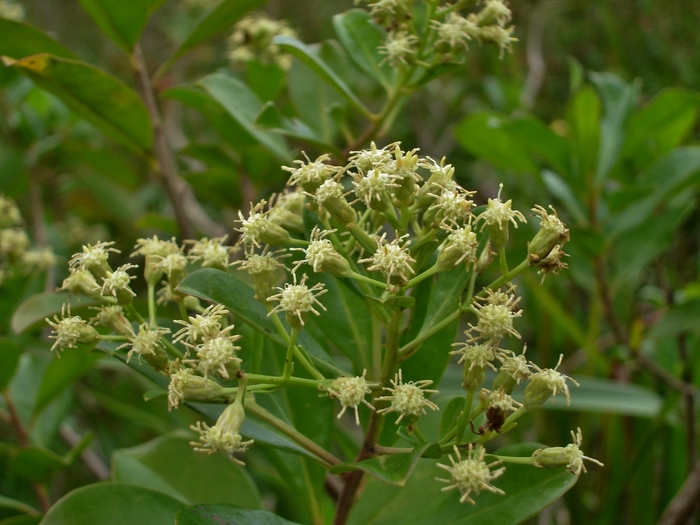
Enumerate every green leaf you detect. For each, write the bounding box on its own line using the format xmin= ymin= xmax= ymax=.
xmin=541 ymin=170 xmax=587 ymax=225
xmin=11 ymin=291 xmax=100 ymax=335
xmin=505 ymin=117 xmax=570 ymax=176
xmin=304 ymin=274 xmax=374 ymax=374
xmin=330 ymin=442 xmax=438 ymax=486
xmin=176 ymin=505 xmax=302 ymax=525
xmin=273 ymin=35 xmax=372 ymax=119
xmin=177 ymin=269 xmax=345 ymax=377
xmin=0 ymin=18 xmax=75 ymax=59
xmin=0 ymin=338 xmax=21 ymax=390
xmin=198 ymin=72 xmax=292 ymax=163
xmin=454 ymin=112 xmax=538 ymax=173
xmin=589 ymin=72 xmax=641 ymax=183
xmin=0 ymin=516 xmax=42 ymax=525
xmin=168 ymin=0 xmax=267 ymax=66
xmin=610 ymin=146 xmax=700 ymax=237
xmin=347 ymin=443 xmax=578 ymax=525
xmin=112 ymin=433 xmax=261 ymax=508
xmin=622 ymin=88 xmax=700 ymax=163
xmin=0 ymin=495 xmax=39 ymax=516
xmin=439 ymin=396 xmax=465 ymax=440
xmin=566 ymin=86 xmax=601 ymax=185
xmin=332 ymin=9 xmax=395 ymax=92
xmin=77 ymin=0 xmax=166 ymax=51
xmin=34 ymin=346 xmax=103 ymax=416
xmin=41 ymin=482 xmax=185 ymax=525
xmin=648 ymin=299 xmax=700 ymax=340
xmin=9 ymin=446 xmax=68 ymax=482
xmin=2 ymin=54 xmax=152 ymax=153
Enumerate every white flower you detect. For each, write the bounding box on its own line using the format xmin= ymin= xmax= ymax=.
xmin=379 ymin=30 xmax=418 ymax=67
xmin=188 ymin=236 xmax=232 ymax=269
xmin=523 ymin=354 xmax=580 ymax=408
xmin=173 ymin=304 xmax=230 ymax=347
xmin=438 ymin=221 xmax=479 ymax=267
xmin=376 ymin=370 xmax=439 ymax=424
xmin=532 ymin=428 xmax=603 ymax=475
xmin=234 ymin=248 xmax=285 ymax=275
xmin=46 ymin=305 xmax=99 ymax=356
xmin=467 ymin=287 xmax=522 ymax=344
xmin=69 ymin=241 xmax=118 ymax=277
xmin=21 ymin=247 xmax=58 ymax=272
xmin=351 ymin=169 xmax=400 ymax=208
xmin=100 ymin=263 xmax=138 ymax=300
xmin=359 ymin=233 xmax=415 ymax=290
xmin=328 ymin=371 xmax=375 ymax=425
xmin=477 ymin=184 xmax=526 ymax=231
xmin=190 ymin=402 xmax=253 ymax=464
xmin=348 ymin=141 xmax=397 ymax=172
xmin=450 ymin=343 xmax=498 ymax=372
xmin=428 ymin=186 xmax=475 ymax=224
xmin=120 ymin=323 xmax=170 ymax=363
xmin=0 ymin=228 xmax=29 ymax=259
xmin=193 ymin=333 xmax=242 ymax=380
xmin=282 ymin=153 xmax=341 ymax=191
xmin=267 ymin=272 xmax=327 ymax=328
xmin=436 ymin=444 xmax=505 ymax=504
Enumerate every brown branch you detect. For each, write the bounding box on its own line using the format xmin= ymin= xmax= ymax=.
xmin=3 ymin=391 xmax=51 ymax=512
xmin=132 ymin=44 xmax=195 ymax=240
xmin=657 ymin=460 xmax=700 ymax=525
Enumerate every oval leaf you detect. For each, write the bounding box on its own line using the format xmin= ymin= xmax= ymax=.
xmin=2 ymin=54 xmax=152 ymax=152
xmin=272 ymin=35 xmax=372 ymax=119
xmin=176 ymin=504 xmax=302 ymax=525
xmin=41 ymin=482 xmax=185 ymax=525
xmin=77 ymin=0 xmax=166 ymax=50
xmin=347 ymin=444 xmax=578 ymax=525
xmin=112 ymin=433 xmax=261 ymax=508
xmin=0 ymin=338 xmax=22 ymax=390
xmin=332 ymin=10 xmax=395 ymax=91
xmin=168 ymin=0 xmax=267 ymax=66
xmin=0 ymin=18 xmax=75 ymax=59
xmin=198 ymin=72 xmax=292 ymax=162
xmin=12 ymin=291 xmax=100 ymax=335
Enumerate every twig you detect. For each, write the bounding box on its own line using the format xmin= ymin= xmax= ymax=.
xmin=59 ymin=425 xmax=109 ymax=480
xmin=657 ymin=460 xmax=700 ymax=525
xmin=3 ymin=391 xmax=51 ymax=512
xmin=132 ymin=44 xmax=195 ymax=239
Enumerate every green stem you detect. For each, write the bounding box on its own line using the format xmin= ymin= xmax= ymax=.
xmin=347 ymin=222 xmax=378 ymax=254
xmin=498 ymin=246 xmax=509 ymax=276
xmin=382 ymin=309 xmax=403 ymax=384
xmin=99 ymin=335 xmax=129 ymax=342
xmin=269 ymin=313 xmax=324 ymax=380
xmin=347 ymin=270 xmax=387 ymax=290
xmin=246 ymin=401 xmax=341 ymax=468
xmin=283 ymin=328 xmax=299 ymax=380
xmin=481 ymin=258 xmax=530 ymax=294
xmin=488 ymin=455 xmax=536 ymax=466
xmin=147 ymin=283 xmax=157 ymax=326
xmin=402 ymin=265 xmax=440 ymax=290
xmin=455 ymin=389 xmax=475 ymax=443
xmin=246 ymin=373 xmax=327 ymax=390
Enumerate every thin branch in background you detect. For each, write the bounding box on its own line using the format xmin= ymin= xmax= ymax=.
xmin=657 ymin=460 xmax=700 ymax=525
xmin=520 ymin=0 xmax=556 ymax=111
xmin=59 ymin=425 xmax=109 ymax=481
xmin=29 ymin=170 xmax=55 ymax=292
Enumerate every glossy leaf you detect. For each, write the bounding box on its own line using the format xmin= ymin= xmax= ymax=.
xmin=11 ymin=291 xmax=100 ymax=335
xmin=566 ymin=86 xmax=601 ymax=185
xmin=347 ymin=443 xmax=578 ymax=525
xmin=169 ymin=0 xmax=267 ymax=65
xmin=41 ymin=482 xmax=185 ymax=525
xmin=112 ymin=433 xmax=261 ymax=508
xmin=304 ymin=274 xmax=373 ymax=374
xmin=176 ymin=505 xmax=302 ymax=525
xmin=2 ymin=54 xmax=152 ymax=153
xmin=9 ymin=447 xmax=67 ymax=482
xmin=0 ymin=18 xmax=75 ymax=59
xmin=198 ymin=72 xmax=292 ymax=162
xmin=0 ymin=338 xmax=21 ymax=390
xmin=273 ymin=35 xmax=372 ymax=118
xmin=589 ymin=72 xmax=641 ymax=182
xmin=505 ymin=116 xmax=570 ymax=176
xmin=439 ymin=396 xmax=465 ymax=440
xmin=332 ymin=10 xmax=395 ymax=91
xmin=77 ymin=0 xmax=166 ymax=50
xmin=454 ymin=112 xmax=538 ymax=174
xmin=34 ymin=346 xmax=103 ymax=416
xmin=177 ymin=269 xmax=345 ymax=377
xmin=330 ymin=442 xmax=439 ymax=486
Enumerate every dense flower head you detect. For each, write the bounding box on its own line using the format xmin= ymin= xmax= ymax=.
xmin=348 ymin=141 xmax=398 ymax=172
xmin=478 ymin=25 xmax=517 ymax=58
xmin=428 ymin=186 xmax=475 ymax=225
xmin=432 ymin=12 xmax=479 ymax=51
xmin=451 ymin=342 xmax=498 ymax=372
xmin=379 ymin=30 xmax=418 ymax=67
xmin=227 ymin=12 xmax=296 ymax=69
xmin=484 ymin=386 xmax=522 ymax=413
xmin=120 ymin=323 xmax=170 ymax=363
xmin=46 ymin=305 xmax=100 ymax=355
xmin=267 ymin=272 xmax=328 ymax=328
xmin=235 ymin=248 xmax=285 ymax=275
xmin=377 ymin=370 xmax=439 ymax=424
xmin=0 ymin=194 xmax=22 ymax=227
xmin=477 ymin=184 xmax=526 ymax=232
xmin=60 ymin=268 xmax=101 ymax=299
xmin=292 ymin=226 xmax=349 ymax=276
xmin=351 ymin=169 xmax=400 ymax=210
xmin=532 ymin=428 xmax=603 ymax=475
xmin=132 ymin=236 xmax=180 ymax=259
xmin=438 ymin=221 xmax=479 ymax=268
xmin=437 ymin=444 xmax=506 ymax=504
xmin=193 ymin=333 xmax=242 ymax=379
xmin=90 ymin=304 xmax=134 ymax=337
xmin=100 ymin=263 xmax=138 ymax=300
xmin=467 ymin=287 xmax=523 ymax=344
xmin=69 ymin=241 xmax=118 ymax=277
xmin=0 ymin=228 xmax=29 ymax=259
xmin=173 ymin=304 xmax=230 ymax=347
xmin=523 ymin=354 xmax=579 ymax=408
xmin=188 ymin=236 xmax=232 ymax=270
xmin=328 ymin=371 xmax=374 ymax=425
xmin=190 ymin=402 xmax=253 ymax=464
xmin=494 ymin=347 xmax=532 ymax=388
xmin=359 ymin=233 xmax=415 ymax=290
xmin=283 ymin=153 xmax=341 ymax=192
xmin=21 ymin=247 xmax=58 ymax=272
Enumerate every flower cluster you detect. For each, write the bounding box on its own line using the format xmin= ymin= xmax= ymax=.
xmin=227 ymin=12 xmax=297 ymax=69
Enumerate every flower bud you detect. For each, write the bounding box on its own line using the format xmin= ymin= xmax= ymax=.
xmin=60 ymin=268 xmax=104 ymax=301
xmin=168 ymin=367 xmax=226 ymax=410
xmin=528 ymin=205 xmax=569 ymax=261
